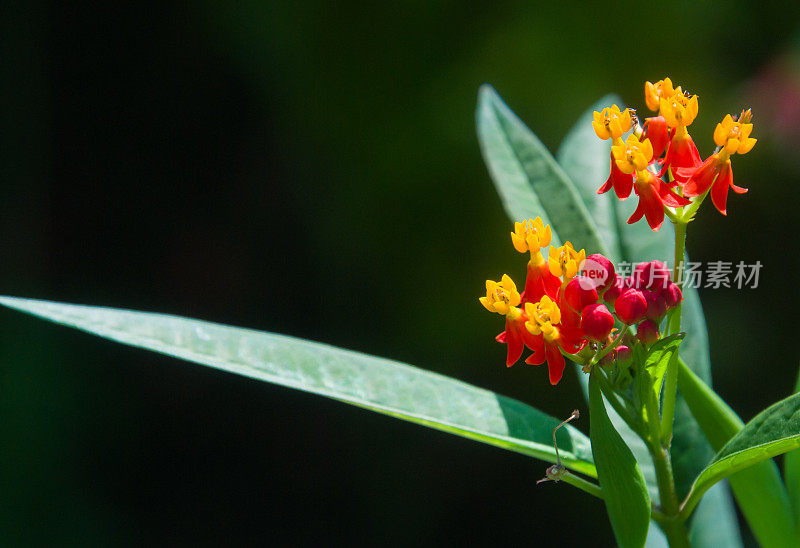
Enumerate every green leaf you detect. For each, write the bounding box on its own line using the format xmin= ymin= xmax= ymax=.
xmin=589 ymin=374 xmax=651 ymax=548
xmin=557 ymin=96 xmax=743 ymax=546
xmin=678 ymin=359 xmax=796 ymax=547
xmin=0 ymin=296 xmax=596 ymax=477
xmin=644 ymin=333 xmax=684 ymax=406
xmin=476 ymin=84 xmax=605 ymax=253
xmin=788 ymin=366 xmax=800 ymax=530
xmin=682 ymin=391 xmax=800 ymax=518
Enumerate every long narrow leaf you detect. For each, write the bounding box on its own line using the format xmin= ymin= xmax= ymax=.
xmin=682 ymin=391 xmax=800 ymax=518
xmin=589 ymin=375 xmax=651 ymax=548
xmin=476 ymin=84 xmax=605 ymax=253
xmin=0 ymin=296 xmax=596 ymax=476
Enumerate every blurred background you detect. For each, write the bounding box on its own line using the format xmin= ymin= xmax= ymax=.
xmin=2 ymin=1 xmax=800 ymax=545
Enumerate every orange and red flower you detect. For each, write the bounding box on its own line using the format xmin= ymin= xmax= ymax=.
xmin=659 ymin=90 xmax=702 ymax=172
xmin=681 ymin=111 xmax=756 ymax=215
xmin=593 ymin=105 xmax=635 ymax=199
xmin=612 ymin=134 xmax=691 ymax=230
xmin=480 ymin=219 xmax=622 ymax=384
xmin=523 ymin=295 xmax=586 ymax=385
xmin=480 ymin=275 xmax=539 ymax=366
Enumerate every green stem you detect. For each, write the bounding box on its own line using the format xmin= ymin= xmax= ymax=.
xmin=660 ymin=218 xmax=687 ymax=444
xmin=560 ymin=471 xmax=604 ymax=500
xmin=651 ymin=208 xmax=691 ymax=543
xmin=659 ymin=516 xmax=692 ymax=548
xmin=650 ymin=441 xmax=680 ymax=514
xmin=649 ymin=439 xmax=690 ymax=546
xmin=672 ymin=219 xmax=687 ymax=289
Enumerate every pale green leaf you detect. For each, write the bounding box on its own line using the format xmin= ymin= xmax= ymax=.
xmin=0 ymin=296 xmax=596 ymax=476
xmin=476 ymin=84 xmax=605 ymax=253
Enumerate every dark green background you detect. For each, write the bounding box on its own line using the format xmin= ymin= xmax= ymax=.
xmin=2 ymin=1 xmax=799 ymax=545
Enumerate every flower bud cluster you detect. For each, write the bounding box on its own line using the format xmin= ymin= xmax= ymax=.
xmin=480 ymin=224 xmax=682 ymax=385
xmin=600 ymin=260 xmax=683 ymax=348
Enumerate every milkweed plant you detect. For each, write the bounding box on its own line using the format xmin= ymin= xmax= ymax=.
xmin=2 ymin=78 xmax=800 ymax=547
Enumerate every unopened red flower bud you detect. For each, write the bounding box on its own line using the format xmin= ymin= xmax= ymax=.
xmin=583 ymin=253 xmax=616 ymax=293
xmin=661 ymin=282 xmax=683 ymax=309
xmin=615 ymin=344 xmax=633 ymax=365
xmin=636 ymin=319 xmax=660 ymax=344
xmin=633 ymin=260 xmax=671 ymax=290
xmin=603 ymin=274 xmax=626 ymax=305
xmin=615 ymin=288 xmax=647 ymax=324
xmin=644 ymin=290 xmax=667 ymax=321
xmin=565 ymin=276 xmax=598 ymax=313
xmin=580 ymin=303 xmax=614 ymax=342
xmin=630 ymin=262 xmax=646 ymax=289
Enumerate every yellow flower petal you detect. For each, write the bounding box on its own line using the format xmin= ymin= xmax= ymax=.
xmin=713 ymin=120 xmax=728 ymax=147
xmin=541 ymin=225 xmax=552 ymax=248
xmin=511 ymin=232 xmax=527 ymax=253
xmin=738 ymin=137 xmax=757 ymax=154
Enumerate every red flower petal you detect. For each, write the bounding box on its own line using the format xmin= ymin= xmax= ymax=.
xmin=657 ymin=180 xmax=692 ymax=207
xmin=523 ymin=261 xmax=561 ymax=304
xmin=710 ymin=161 xmax=733 ymax=215
xmin=683 ymin=156 xmax=719 ymax=197
xmin=545 ymin=343 xmax=566 ymax=385
xmin=597 ymin=153 xmax=634 ymax=200
xmin=662 ymin=134 xmax=702 ymax=174
xmin=640 ymin=183 xmax=666 ymax=231
xmin=643 ymin=116 xmax=670 ymax=159
xmin=672 ymin=166 xmax=696 ymax=185
xmin=524 ymin=349 xmax=546 ymax=366
xmin=559 ymin=325 xmax=587 ymax=353
xmin=627 ymin=199 xmax=645 ymax=225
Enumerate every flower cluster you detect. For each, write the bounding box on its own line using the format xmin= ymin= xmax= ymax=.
xmin=593 ymin=78 xmax=756 ymax=228
xmin=479 ymin=218 xmax=683 ymax=385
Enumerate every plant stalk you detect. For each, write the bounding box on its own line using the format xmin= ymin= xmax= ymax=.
xmin=560 ymin=471 xmax=604 ymax=500
xmin=659 ymin=516 xmax=692 ymax=548
xmin=661 ymin=217 xmax=687 ymax=443
xmin=649 ymin=440 xmax=690 ymax=546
